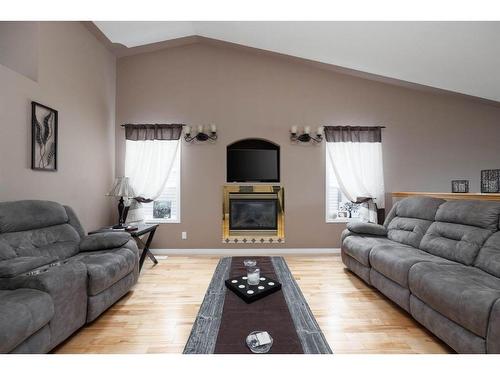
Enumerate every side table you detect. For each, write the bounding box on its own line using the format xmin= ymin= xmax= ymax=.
xmin=88 ymin=223 xmax=159 ymax=271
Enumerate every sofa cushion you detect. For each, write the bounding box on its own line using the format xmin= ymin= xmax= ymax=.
xmin=71 ymin=248 xmax=137 ymax=296
xmin=0 ymin=238 xmax=16 ymax=260
xmin=385 ymin=196 xmax=445 ymax=248
xmin=370 ymin=244 xmax=455 ymax=287
xmin=435 ymin=200 xmax=500 ymax=231
xmin=0 ymin=224 xmax=80 ymax=260
xmin=408 ymin=262 xmax=500 ymax=338
xmin=0 ymin=289 xmax=54 ymax=353
xmin=0 ymin=200 xmax=69 ymax=233
xmin=476 ymin=232 xmax=500 ymax=278
xmin=419 ymin=221 xmax=492 ymax=265
xmin=342 ymin=235 xmax=396 ymax=267
xmin=387 ymin=217 xmax=434 ymax=248
xmin=394 ymin=196 xmax=446 ymax=221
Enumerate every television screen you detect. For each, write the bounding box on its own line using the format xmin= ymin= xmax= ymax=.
xmin=227 ymin=149 xmax=279 ymax=182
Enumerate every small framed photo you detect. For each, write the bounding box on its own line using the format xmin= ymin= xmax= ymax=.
xmin=337 ymin=211 xmax=348 ymax=219
xmin=451 ymin=180 xmax=469 ymax=193
xmin=153 ymin=200 xmax=172 ymax=219
xmin=31 ymin=101 xmax=58 ymax=171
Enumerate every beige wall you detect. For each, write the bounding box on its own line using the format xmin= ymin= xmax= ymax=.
xmin=0 ymin=22 xmax=116 ymax=231
xmin=116 ymin=42 xmax=500 ymax=249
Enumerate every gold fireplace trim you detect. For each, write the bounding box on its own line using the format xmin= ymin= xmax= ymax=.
xmin=222 ymin=185 xmax=285 ymax=244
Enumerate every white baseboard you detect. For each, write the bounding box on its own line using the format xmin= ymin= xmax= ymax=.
xmin=150 ymin=248 xmax=341 ymax=256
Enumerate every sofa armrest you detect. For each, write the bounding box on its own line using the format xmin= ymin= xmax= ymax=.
xmin=0 ymin=256 xmax=58 ymax=278
xmin=0 ymin=261 xmax=88 ymax=347
xmin=346 ymin=222 xmax=388 ymax=237
xmin=79 ymin=232 xmax=131 ymax=252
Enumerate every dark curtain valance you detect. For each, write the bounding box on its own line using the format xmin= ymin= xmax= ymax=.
xmin=324 ymin=126 xmax=383 ymax=143
xmin=123 ymin=124 xmax=184 ymax=141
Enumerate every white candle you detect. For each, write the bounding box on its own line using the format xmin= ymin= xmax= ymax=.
xmin=197 ymin=125 xmax=204 ymax=134
xmin=210 ymin=123 xmax=217 ymax=133
xmin=316 ymin=126 xmax=323 ymax=135
xmin=184 ymin=126 xmax=191 ymax=135
xmin=291 ymin=125 xmax=298 ymax=134
xmin=247 ymin=268 xmax=260 ymax=286
xmin=304 ymin=126 xmax=311 ymax=135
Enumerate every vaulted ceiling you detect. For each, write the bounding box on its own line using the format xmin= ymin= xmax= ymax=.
xmin=94 ymin=21 xmax=500 ymax=102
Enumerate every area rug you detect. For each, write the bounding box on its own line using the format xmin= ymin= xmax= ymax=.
xmin=183 ymin=256 xmax=332 ymax=354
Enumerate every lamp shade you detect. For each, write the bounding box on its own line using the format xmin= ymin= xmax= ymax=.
xmin=107 ymin=177 xmax=136 ymax=198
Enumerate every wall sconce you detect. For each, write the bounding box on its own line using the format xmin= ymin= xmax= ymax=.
xmin=184 ymin=124 xmax=217 ymax=142
xmin=290 ymin=126 xmax=323 ymax=143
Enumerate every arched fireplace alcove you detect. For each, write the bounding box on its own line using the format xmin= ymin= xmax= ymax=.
xmin=223 ymin=139 xmax=284 ymax=243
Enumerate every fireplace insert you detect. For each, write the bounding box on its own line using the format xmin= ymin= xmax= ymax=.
xmin=229 ymin=198 xmax=278 ymax=231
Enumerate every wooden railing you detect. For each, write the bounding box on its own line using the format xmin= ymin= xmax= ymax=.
xmin=392 ymin=192 xmax=500 ymax=201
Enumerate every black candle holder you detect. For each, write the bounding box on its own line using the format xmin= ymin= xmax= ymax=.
xmin=291 ymin=130 xmax=323 ymax=143
xmin=184 ymin=129 xmax=217 ymax=142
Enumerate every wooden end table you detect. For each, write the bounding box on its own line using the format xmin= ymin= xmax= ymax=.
xmin=88 ymin=223 xmax=159 ymax=271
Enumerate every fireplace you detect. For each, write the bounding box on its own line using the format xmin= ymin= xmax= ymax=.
xmin=230 ymin=198 xmax=278 ymax=231
xmin=223 ymin=185 xmax=284 ymax=243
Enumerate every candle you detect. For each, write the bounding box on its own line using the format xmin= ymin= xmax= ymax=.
xmin=197 ymin=125 xmax=204 ymax=134
xmin=247 ymin=267 xmax=260 ymax=286
xmin=304 ymin=126 xmax=311 ymax=135
xmin=316 ymin=126 xmax=323 ymax=136
xmin=184 ymin=126 xmax=191 ymax=135
xmin=291 ymin=125 xmax=298 ymax=134
xmin=210 ymin=123 xmax=217 ymax=133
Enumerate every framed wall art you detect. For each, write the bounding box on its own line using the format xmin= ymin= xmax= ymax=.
xmin=31 ymin=101 xmax=58 ymax=171
xmin=451 ymin=180 xmax=469 ymax=193
xmin=481 ymin=169 xmax=500 ymax=193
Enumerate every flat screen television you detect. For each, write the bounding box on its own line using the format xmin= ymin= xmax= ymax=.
xmin=227 ymin=139 xmax=280 ymax=182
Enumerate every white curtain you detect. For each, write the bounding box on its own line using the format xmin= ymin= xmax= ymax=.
xmin=125 ymin=139 xmax=180 ymax=221
xmin=326 ymin=141 xmax=385 ymax=223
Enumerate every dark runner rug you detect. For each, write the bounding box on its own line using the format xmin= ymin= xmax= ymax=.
xmin=183 ymin=256 xmax=332 ymax=354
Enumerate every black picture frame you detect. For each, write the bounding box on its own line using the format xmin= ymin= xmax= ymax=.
xmin=31 ymin=101 xmax=58 ymax=171
xmin=451 ymin=180 xmax=469 ymax=193
xmin=481 ymin=169 xmax=500 ymax=193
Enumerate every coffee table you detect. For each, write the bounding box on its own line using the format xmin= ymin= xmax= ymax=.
xmin=183 ymin=256 xmax=332 ymax=354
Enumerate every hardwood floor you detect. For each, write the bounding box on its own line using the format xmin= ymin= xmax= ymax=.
xmin=54 ymin=255 xmax=452 ymax=354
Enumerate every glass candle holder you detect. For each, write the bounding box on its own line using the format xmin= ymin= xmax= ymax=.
xmin=247 ymin=267 xmax=260 ymax=285
xmin=243 ymin=259 xmax=257 ymax=268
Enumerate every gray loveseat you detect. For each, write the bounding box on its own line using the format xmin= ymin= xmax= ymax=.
xmin=341 ymin=196 xmax=500 ymax=354
xmin=0 ymin=200 xmax=140 ymax=353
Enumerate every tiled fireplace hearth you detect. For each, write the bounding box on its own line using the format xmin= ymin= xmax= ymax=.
xmin=222 ymin=185 xmax=284 ymax=243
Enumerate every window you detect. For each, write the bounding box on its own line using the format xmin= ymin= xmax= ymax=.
xmin=135 ymin=144 xmax=181 ymax=223
xmin=325 ymin=151 xmax=359 ymax=222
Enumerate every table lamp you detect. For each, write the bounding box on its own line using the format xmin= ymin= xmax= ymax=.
xmin=106 ymin=177 xmax=136 ymax=229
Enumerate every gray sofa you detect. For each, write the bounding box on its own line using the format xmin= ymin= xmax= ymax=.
xmin=341 ymin=196 xmax=500 ymax=353
xmin=0 ymin=200 xmax=140 ymax=353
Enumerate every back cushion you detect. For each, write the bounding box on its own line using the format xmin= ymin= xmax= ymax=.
xmin=0 ymin=224 xmax=81 ymax=260
xmin=435 ymin=200 xmax=500 ymax=231
xmin=420 ymin=222 xmax=492 ymax=265
xmin=475 ymin=232 xmax=500 ymax=277
xmin=0 ymin=200 xmax=69 ymax=233
xmin=395 ymin=196 xmax=446 ymax=221
xmin=0 ymin=238 xmax=17 ymax=260
xmin=419 ymin=200 xmax=500 ymax=265
xmin=386 ymin=196 xmax=445 ymax=248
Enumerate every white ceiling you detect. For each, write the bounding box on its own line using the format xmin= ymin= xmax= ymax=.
xmin=94 ymin=21 xmax=500 ymax=102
